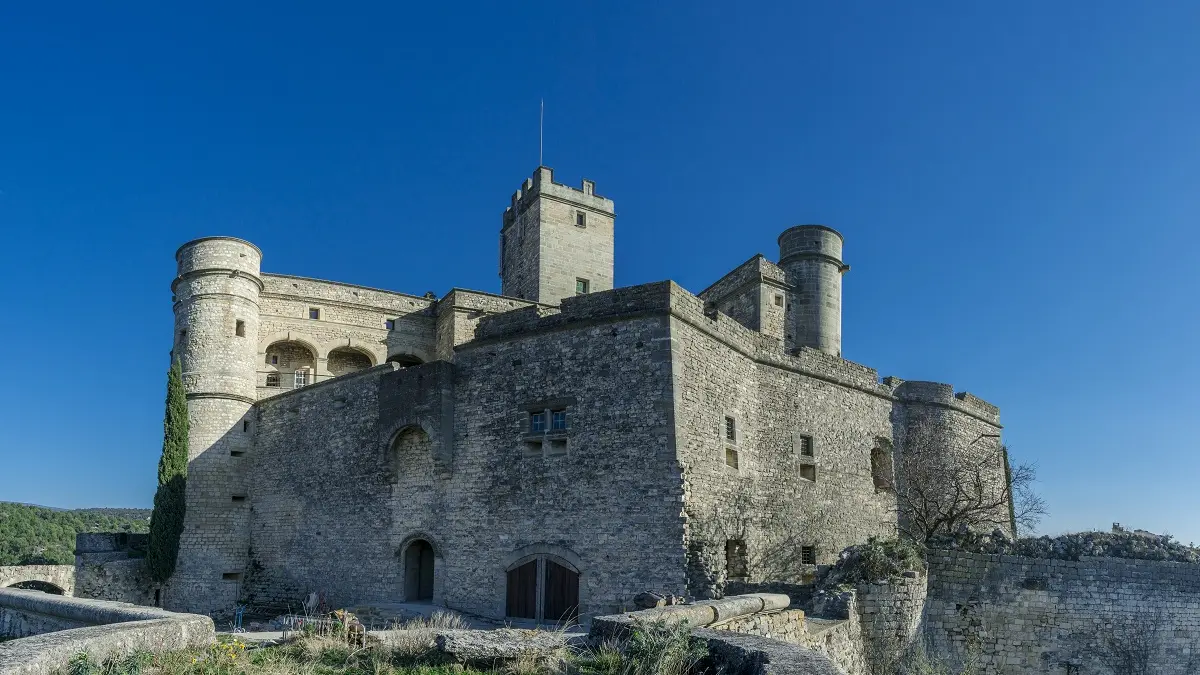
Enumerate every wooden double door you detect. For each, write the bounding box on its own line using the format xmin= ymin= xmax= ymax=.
xmin=506 ymin=556 xmax=579 ymax=624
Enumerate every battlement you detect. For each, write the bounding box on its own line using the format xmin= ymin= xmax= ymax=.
xmin=891 ymin=379 xmax=1000 ymax=424
xmin=502 ymin=166 xmax=614 ymax=227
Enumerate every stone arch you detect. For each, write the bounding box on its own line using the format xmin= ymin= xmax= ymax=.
xmin=5 ymin=579 xmax=66 ymax=594
xmin=327 ymin=346 xmax=374 ymax=377
xmin=261 ymin=335 xmax=318 ymax=388
xmin=387 ymin=353 xmax=425 ymax=368
xmin=258 ymin=332 xmax=320 ymax=360
xmin=501 ymin=544 xmax=583 ymax=625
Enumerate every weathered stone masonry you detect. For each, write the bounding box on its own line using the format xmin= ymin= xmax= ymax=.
xmin=164 ymin=165 xmax=1006 ymax=620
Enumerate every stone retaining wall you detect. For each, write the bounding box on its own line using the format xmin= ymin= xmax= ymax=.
xmin=0 ymin=589 xmax=214 ymax=674
xmin=924 ymin=550 xmax=1200 ymax=674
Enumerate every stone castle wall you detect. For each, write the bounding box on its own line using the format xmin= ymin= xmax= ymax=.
xmin=924 ymin=550 xmax=1200 ymax=674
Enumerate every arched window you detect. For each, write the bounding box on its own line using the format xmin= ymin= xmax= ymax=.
xmin=389 ymin=426 xmax=431 ymax=482
xmin=263 ymin=340 xmax=316 ymax=389
xmin=506 ymin=554 xmax=579 ymax=624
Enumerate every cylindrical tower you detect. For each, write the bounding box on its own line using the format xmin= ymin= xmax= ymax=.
xmin=167 ymin=236 xmax=262 ymax=613
xmin=778 ymin=225 xmax=847 ymax=356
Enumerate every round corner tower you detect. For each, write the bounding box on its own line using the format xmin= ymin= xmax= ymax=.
xmin=168 ymin=236 xmax=262 ymax=613
xmin=778 ymin=225 xmax=846 ymax=356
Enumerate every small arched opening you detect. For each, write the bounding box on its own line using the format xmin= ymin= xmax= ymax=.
xmin=402 ymin=539 xmax=436 ymax=602
xmin=505 ymin=553 xmax=580 ymax=625
xmin=328 ymin=347 xmax=373 ymax=377
xmin=387 ymin=353 xmax=424 ymax=368
xmin=388 ymin=426 xmax=432 ymax=482
xmin=264 ymin=340 xmax=317 ymax=388
xmin=6 ymin=580 xmax=65 ymax=595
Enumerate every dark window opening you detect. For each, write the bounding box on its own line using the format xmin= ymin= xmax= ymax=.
xmin=725 ymin=416 xmax=736 ymax=442
xmin=385 ymin=319 xmax=396 ymax=330
xmin=242 ymin=420 xmax=250 ymax=432
xmin=799 ymin=464 xmax=816 ymax=482
xmin=309 ymin=307 xmax=320 ymax=320
xmin=798 ymin=435 xmax=814 ymax=457
xmin=178 ymin=330 xmax=186 ymax=341
xmin=801 ymin=546 xmax=816 ymax=566
xmin=231 ymin=495 xmax=246 ymax=503
xmin=726 ymin=539 xmax=748 ymax=579
xmin=265 ymin=373 xmax=280 ymax=387
xmin=725 ymin=447 xmax=739 ymax=469
xmin=551 ymin=409 xmax=567 ymax=431
xmin=270 ymin=354 xmax=279 ymax=365
xmin=872 ymin=443 xmax=895 ymax=492
xmin=154 ymin=589 xmax=161 ymax=606
xmin=774 ymin=294 xmax=784 ymax=307
xmin=230 ymin=450 xmax=244 ymax=457
xmin=576 ymin=211 xmax=586 ymax=227
xmin=222 ymin=572 xmax=242 ymax=581
xmin=530 ymin=411 xmax=547 ymax=433
xmin=235 ymin=320 xmax=245 ymax=337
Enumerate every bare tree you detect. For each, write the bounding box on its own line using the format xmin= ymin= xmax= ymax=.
xmin=894 ymin=441 xmax=1046 ymax=544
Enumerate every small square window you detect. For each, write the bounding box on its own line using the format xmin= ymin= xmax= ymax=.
xmin=576 ymin=278 xmax=589 ymax=295
xmin=798 ymin=435 xmax=813 ymax=457
xmin=725 ymin=416 xmax=736 ymax=442
xmin=801 ymin=546 xmax=816 ymax=566
xmin=235 ymin=320 xmax=246 ymax=337
xmin=725 ymin=447 xmax=739 ymax=469
xmin=270 ymin=355 xmax=279 ymax=365
xmin=576 ymin=211 xmax=586 ymax=227
xmin=530 ymin=411 xmax=547 ymax=433
xmin=551 ymin=409 xmax=567 ymax=431
xmin=799 ymin=464 xmax=816 ymax=482
xmin=385 ymin=319 xmax=396 ymax=330
xmin=265 ymin=373 xmax=280 ymax=387
xmin=309 ymin=308 xmax=320 ymax=320
xmin=774 ymin=295 xmax=784 ymax=307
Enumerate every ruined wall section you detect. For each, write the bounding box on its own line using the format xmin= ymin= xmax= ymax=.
xmin=669 ymin=285 xmax=897 ymax=599
xmin=924 ymin=551 xmax=1200 ymax=674
xmin=257 ymin=275 xmax=436 ymax=397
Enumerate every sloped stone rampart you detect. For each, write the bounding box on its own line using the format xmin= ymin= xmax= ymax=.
xmin=0 ymin=589 xmax=214 ymax=675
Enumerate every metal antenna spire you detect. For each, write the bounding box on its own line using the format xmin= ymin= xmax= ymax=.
xmin=539 ymin=99 xmax=544 ymax=167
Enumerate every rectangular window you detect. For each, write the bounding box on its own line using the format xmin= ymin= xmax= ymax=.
xmin=294 ymin=369 xmax=309 ymax=387
xmin=725 ymin=416 xmax=736 ymax=442
xmin=231 ymin=495 xmax=246 ymax=503
xmin=774 ymin=294 xmax=784 ymax=307
xmin=242 ymin=420 xmax=250 ymax=432
xmin=530 ymin=411 xmax=547 ymax=433
xmin=385 ymin=319 xmax=396 ymax=330
xmin=801 ymin=546 xmax=816 ymax=566
xmin=265 ymin=373 xmax=280 ymax=387
xmin=235 ymin=320 xmax=246 ymax=337
xmin=270 ymin=354 xmax=279 ymax=365
xmin=798 ymin=435 xmax=814 ymax=457
xmin=799 ymin=464 xmax=816 ymax=482
xmin=550 ymin=409 xmax=567 ymax=431
xmin=230 ymin=450 xmax=245 ymax=457
xmin=576 ymin=278 xmax=589 ymax=295
xmin=726 ymin=539 xmax=748 ymax=579
xmin=222 ymin=572 xmax=242 ymax=581
xmin=576 ymin=211 xmax=586 ymax=227
xmin=309 ymin=307 xmax=320 ymax=320
xmin=725 ymin=447 xmax=739 ymax=469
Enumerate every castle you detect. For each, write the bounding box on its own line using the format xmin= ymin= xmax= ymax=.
xmin=166 ymin=166 xmax=1005 ymax=622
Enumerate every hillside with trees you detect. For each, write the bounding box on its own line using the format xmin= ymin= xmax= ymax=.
xmin=0 ymin=502 xmax=150 ymax=565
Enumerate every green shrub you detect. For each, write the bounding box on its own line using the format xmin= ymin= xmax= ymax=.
xmin=572 ymin=620 xmax=706 ymax=675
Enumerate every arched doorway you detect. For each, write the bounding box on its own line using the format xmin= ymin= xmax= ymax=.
xmin=404 ymin=539 xmax=435 ymax=602
xmin=505 ymin=555 xmax=579 ymax=624
xmin=6 ymin=580 xmax=65 ymax=595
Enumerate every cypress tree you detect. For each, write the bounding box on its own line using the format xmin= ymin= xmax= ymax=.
xmin=1003 ymin=445 xmax=1017 ymax=537
xmin=147 ymin=359 xmax=189 ymax=583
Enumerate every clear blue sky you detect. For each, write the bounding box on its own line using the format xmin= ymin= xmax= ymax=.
xmin=1 ymin=2 xmax=1197 ymax=544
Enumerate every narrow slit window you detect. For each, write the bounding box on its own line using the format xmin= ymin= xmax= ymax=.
xmin=576 ymin=211 xmax=586 ymax=227
xmin=242 ymin=420 xmax=250 ymax=432
xmin=235 ymin=320 xmax=246 ymax=337
xmin=725 ymin=417 xmax=736 ymax=442
xmin=270 ymin=354 xmax=279 ymax=365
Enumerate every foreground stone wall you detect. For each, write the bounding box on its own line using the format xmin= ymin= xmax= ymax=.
xmin=924 ymin=550 xmax=1200 ymax=674
xmin=0 ymin=589 xmax=213 ymax=674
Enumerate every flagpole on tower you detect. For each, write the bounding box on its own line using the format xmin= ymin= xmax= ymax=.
xmin=539 ymin=99 xmax=544 ymax=167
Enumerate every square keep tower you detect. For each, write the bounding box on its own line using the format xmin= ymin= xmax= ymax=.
xmin=500 ymin=166 xmax=615 ymax=305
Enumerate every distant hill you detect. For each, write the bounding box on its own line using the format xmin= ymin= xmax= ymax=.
xmin=0 ymin=502 xmax=151 ymax=566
